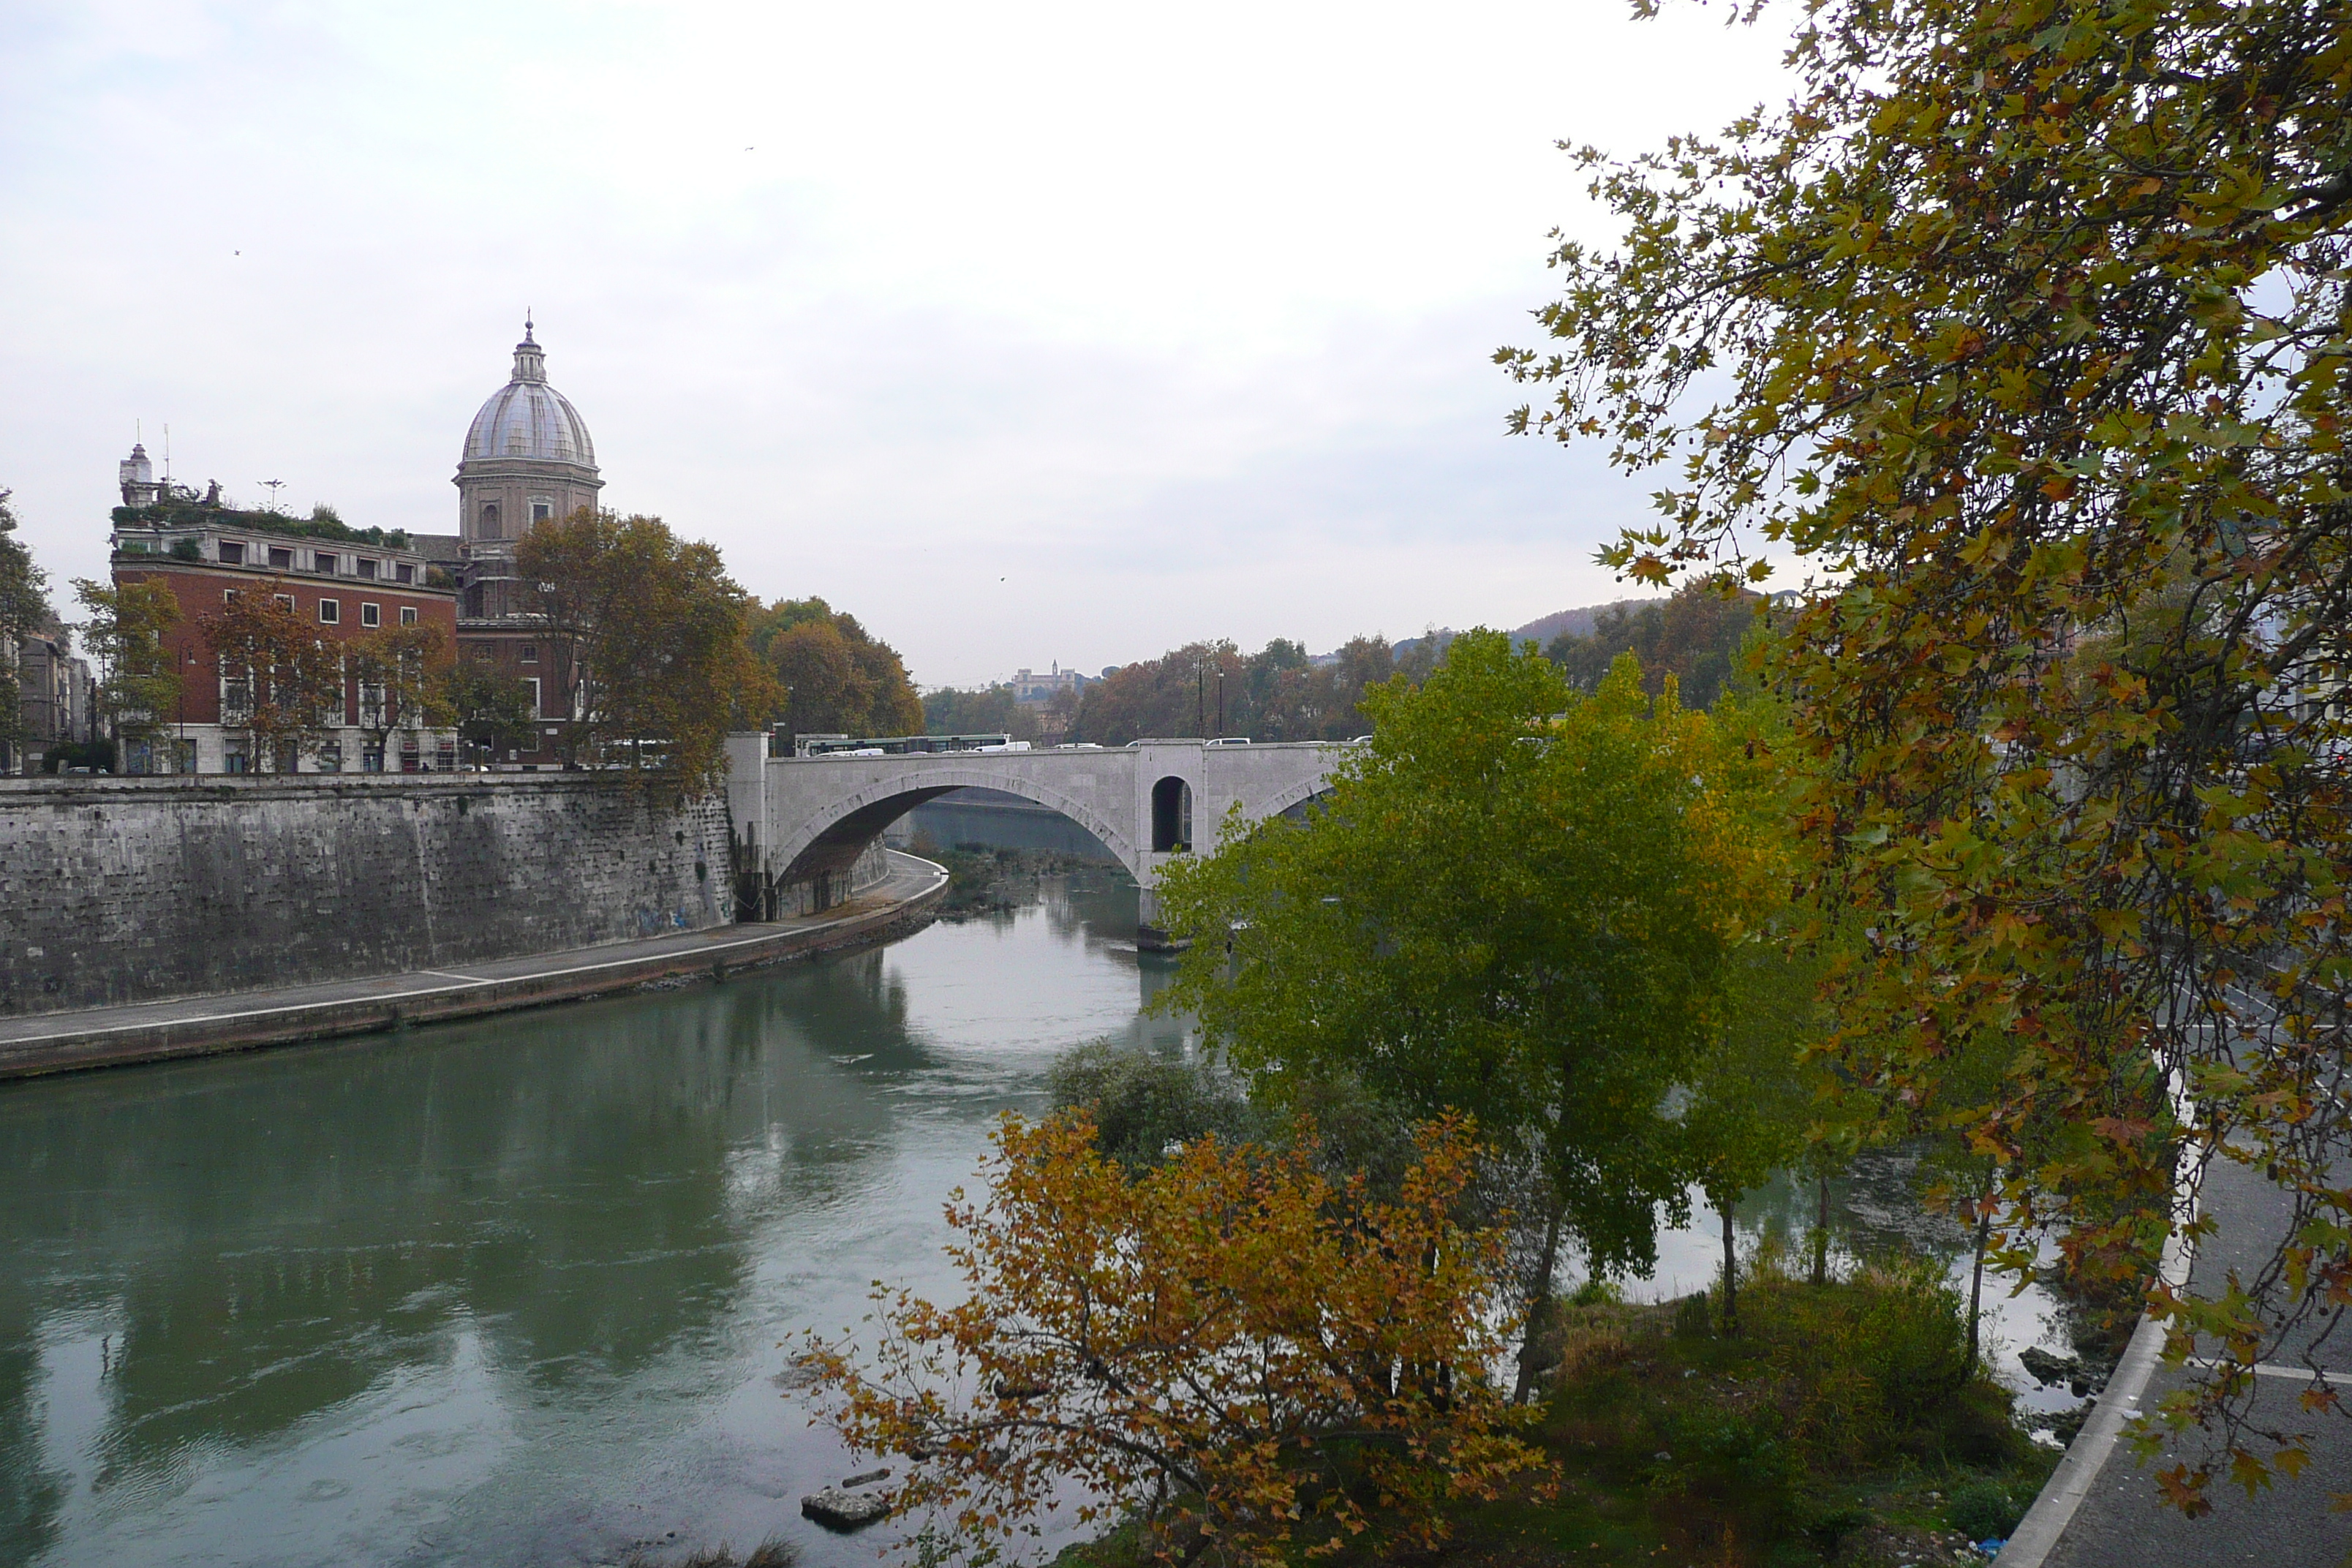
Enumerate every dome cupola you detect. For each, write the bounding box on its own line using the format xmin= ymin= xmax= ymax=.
xmin=453 ymin=316 xmax=604 ymax=562
xmin=461 ymin=317 xmax=597 ymax=467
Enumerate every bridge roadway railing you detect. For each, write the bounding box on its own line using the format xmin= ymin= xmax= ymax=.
xmin=723 ymin=736 xmax=1348 ymax=923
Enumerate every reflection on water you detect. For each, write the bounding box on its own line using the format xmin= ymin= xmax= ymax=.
xmin=0 ymin=868 xmax=2073 ymax=1567
xmin=0 ymin=871 xmax=1172 ymax=1568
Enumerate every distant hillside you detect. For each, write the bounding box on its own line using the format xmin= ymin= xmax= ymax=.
xmin=1350 ymin=598 xmax=1659 ymax=666
xmin=1508 ymin=598 xmax=1653 ymax=648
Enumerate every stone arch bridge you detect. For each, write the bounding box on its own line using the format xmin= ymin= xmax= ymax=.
xmin=723 ymin=736 xmax=1350 ymax=930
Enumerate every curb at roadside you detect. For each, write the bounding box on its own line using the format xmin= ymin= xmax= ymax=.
xmin=1996 ymin=1146 xmax=2206 ymax=1567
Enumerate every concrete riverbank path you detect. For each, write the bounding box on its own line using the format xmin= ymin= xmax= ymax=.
xmin=0 ymin=850 xmax=948 ymax=1079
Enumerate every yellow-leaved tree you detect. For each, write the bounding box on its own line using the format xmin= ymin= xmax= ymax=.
xmin=802 ymin=1110 xmax=1549 ymax=1567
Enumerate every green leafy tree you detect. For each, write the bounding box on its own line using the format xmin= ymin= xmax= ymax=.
xmin=437 ymin=658 xmax=538 ymax=764
xmin=0 ymin=489 xmax=54 ymax=751
xmin=1679 ymin=940 xmax=1827 ymax=1337
xmin=516 ymin=510 xmax=772 ymax=791
xmin=72 ymin=577 xmax=181 ymax=753
xmin=1546 ymin=581 xmax=1764 ymax=711
xmin=921 ymin=683 xmax=1038 ymax=741
xmin=1156 ymin=633 xmax=1782 ymax=1379
xmin=1501 ymin=0 xmax=2352 ymax=1504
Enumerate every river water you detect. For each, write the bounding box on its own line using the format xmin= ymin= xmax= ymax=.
xmin=0 ymin=870 xmax=2076 ymax=1568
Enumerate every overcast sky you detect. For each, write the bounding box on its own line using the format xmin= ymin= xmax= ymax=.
xmin=0 ymin=0 xmax=1790 ymax=688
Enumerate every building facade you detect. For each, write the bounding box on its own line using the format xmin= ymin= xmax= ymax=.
xmin=6 ymin=623 xmax=94 ymax=774
xmin=110 ymin=508 xmax=459 ymax=774
xmin=102 ymin=319 xmax=604 ymax=773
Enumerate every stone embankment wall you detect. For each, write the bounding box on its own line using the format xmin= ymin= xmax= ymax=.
xmin=0 ymin=775 xmax=734 ymax=1017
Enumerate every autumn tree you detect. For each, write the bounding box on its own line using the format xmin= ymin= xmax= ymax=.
xmin=72 ymin=577 xmax=181 ymax=757
xmin=1070 ymin=640 xmax=1242 ymax=744
xmin=199 ymin=584 xmax=345 ymax=769
xmin=1502 ymin=0 xmax=2352 ymax=1502
xmin=804 ymin=1110 xmax=1548 ymax=1567
xmin=748 ymin=596 xmax=921 ymax=740
xmin=516 ymin=510 xmax=771 ymax=791
xmin=1251 ymin=636 xmax=1405 ymax=741
xmin=1156 ymin=633 xmax=1782 ymax=1376
xmin=345 ymin=624 xmax=453 ymax=764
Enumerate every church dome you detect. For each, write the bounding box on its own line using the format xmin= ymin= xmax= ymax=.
xmin=462 ymin=321 xmax=597 ymax=467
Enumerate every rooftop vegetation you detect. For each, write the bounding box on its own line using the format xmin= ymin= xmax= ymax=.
xmin=110 ymin=501 xmax=410 ymax=550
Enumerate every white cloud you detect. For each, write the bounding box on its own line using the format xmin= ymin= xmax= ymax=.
xmin=0 ymin=0 xmax=1793 ymax=685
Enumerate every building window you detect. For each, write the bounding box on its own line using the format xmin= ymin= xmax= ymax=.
xmin=530 ymin=498 xmax=553 ymax=523
xmin=219 ymin=540 xmax=245 ymax=565
xmin=520 ymin=644 xmax=538 ymax=663
xmin=314 ymin=551 xmax=339 ymax=574
xmin=317 ymin=743 xmax=342 ymax=773
xmin=358 ymin=558 xmax=378 ymax=579
xmin=268 ymin=546 xmax=293 ymax=570
xmin=362 ymin=744 xmax=384 ymax=773
xmin=525 ymin=676 xmax=542 ymax=717
xmin=361 ymin=603 xmax=380 ymax=627
xmin=318 ymin=600 xmax=339 ymax=625
xmin=395 ymin=563 xmax=414 ymax=584
xmin=400 ymin=606 xmax=418 ymax=625
xmin=479 ymin=502 xmax=501 ymax=538
xmin=275 ymin=594 xmax=295 ymax=611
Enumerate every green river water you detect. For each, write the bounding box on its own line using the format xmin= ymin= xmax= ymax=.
xmin=0 ymin=870 xmax=2074 ymax=1567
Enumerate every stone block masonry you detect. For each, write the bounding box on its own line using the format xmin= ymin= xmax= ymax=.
xmin=0 ymin=774 xmax=734 ymax=1018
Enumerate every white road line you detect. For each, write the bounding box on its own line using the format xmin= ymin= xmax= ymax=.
xmin=2190 ymin=1358 xmax=2352 ymax=1385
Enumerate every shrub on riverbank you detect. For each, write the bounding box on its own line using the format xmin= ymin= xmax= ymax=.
xmin=1055 ymin=1248 xmax=2049 ymax=1567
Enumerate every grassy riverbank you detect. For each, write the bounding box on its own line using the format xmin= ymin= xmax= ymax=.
xmin=1057 ymin=1253 xmax=2053 ymax=1568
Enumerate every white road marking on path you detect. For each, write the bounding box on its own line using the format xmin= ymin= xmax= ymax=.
xmin=2190 ymin=1358 xmax=2352 ymax=1385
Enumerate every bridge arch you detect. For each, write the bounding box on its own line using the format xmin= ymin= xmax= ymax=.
xmin=1258 ymin=774 xmax=1340 ymax=821
xmin=769 ymin=766 xmax=1147 ymax=888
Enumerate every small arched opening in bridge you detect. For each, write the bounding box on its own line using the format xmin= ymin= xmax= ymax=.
xmin=1150 ymin=776 xmax=1193 ymax=853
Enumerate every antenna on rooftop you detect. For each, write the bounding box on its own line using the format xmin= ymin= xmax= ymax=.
xmin=258 ymin=479 xmax=287 ymax=510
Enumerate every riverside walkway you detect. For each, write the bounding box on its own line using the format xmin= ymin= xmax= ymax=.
xmin=0 ymin=849 xmax=947 ymax=1080
xmin=2002 ymin=1150 xmax=2352 ymax=1566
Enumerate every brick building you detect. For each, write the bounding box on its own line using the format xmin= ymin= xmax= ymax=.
xmin=109 ymin=472 xmax=460 ymax=773
xmin=103 ymin=319 xmax=607 ymax=772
